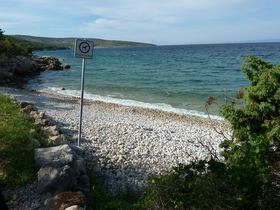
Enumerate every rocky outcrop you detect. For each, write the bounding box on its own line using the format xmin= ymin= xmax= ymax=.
xmin=32 ymin=56 xmax=63 ymax=71
xmin=0 ymin=55 xmax=64 ymax=87
xmin=0 ymin=56 xmax=40 ymax=86
xmin=64 ymin=64 xmax=71 ymax=69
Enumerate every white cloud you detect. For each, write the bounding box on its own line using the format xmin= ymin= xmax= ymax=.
xmin=1 ymin=0 xmax=280 ymax=43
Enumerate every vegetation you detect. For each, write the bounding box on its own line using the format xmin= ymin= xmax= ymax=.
xmin=134 ymin=56 xmax=280 ymax=209
xmin=86 ymin=166 xmax=141 ymax=210
xmin=9 ymin=35 xmax=156 ymax=51
xmin=0 ymin=94 xmax=45 ymax=188
xmin=0 ymin=29 xmax=31 ymax=57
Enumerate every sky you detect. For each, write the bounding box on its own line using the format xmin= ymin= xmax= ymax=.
xmin=0 ymin=0 xmax=280 ymax=45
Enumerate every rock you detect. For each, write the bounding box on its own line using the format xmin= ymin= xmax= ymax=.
xmin=32 ymin=56 xmax=63 ymax=71
xmin=37 ymin=165 xmax=77 ymax=193
xmin=35 ymin=145 xmax=88 ymax=193
xmin=0 ymin=56 xmax=40 ymax=86
xmin=65 ymin=205 xmax=84 ymax=210
xmin=35 ymin=145 xmax=74 ymax=167
xmin=19 ymin=101 xmax=33 ymax=108
xmin=48 ymin=135 xmax=65 ymax=146
xmin=21 ymin=104 xmax=38 ymax=113
xmin=38 ymin=111 xmax=45 ymax=119
xmin=45 ymin=191 xmax=86 ymax=210
xmin=64 ymin=64 xmax=71 ymax=69
xmin=61 ymin=87 xmax=66 ymax=90
xmin=41 ymin=118 xmax=51 ymax=126
xmin=42 ymin=125 xmax=60 ymax=136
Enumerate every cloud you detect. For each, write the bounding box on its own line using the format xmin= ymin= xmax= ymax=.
xmin=1 ymin=0 xmax=280 ymax=44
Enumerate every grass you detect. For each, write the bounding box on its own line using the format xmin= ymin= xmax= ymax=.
xmin=0 ymin=93 xmax=44 ymax=189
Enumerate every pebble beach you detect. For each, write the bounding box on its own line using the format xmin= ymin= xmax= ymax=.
xmin=1 ymin=87 xmax=230 ymax=194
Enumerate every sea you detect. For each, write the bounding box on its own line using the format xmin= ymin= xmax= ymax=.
xmin=28 ymin=42 xmax=280 ymax=119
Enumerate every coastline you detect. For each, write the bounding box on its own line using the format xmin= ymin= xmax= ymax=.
xmin=0 ymin=86 xmax=231 ymax=193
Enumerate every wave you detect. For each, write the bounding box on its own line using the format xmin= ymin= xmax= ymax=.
xmin=37 ymin=86 xmax=224 ymax=121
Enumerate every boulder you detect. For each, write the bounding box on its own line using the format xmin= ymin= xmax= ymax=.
xmin=35 ymin=145 xmax=74 ymax=167
xmin=64 ymin=64 xmax=71 ymax=69
xmin=42 ymin=125 xmax=60 ymax=136
xmin=0 ymin=56 xmax=40 ymax=85
xmin=35 ymin=145 xmax=87 ymax=193
xmin=19 ymin=101 xmax=33 ymax=108
xmin=45 ymin=191 xmax=86 ymax=210
xmin=37 ymin=165 xmax=77 ymax=193
xmin=32 ymin=56 xmax=63 ymax=71
xmin=48 ymin=135 xmax=66 ymax=146
xmin=65 ymin=205 xmax=85 ymax=210
xmin=21 ymin=104 xmax=38 ymax=114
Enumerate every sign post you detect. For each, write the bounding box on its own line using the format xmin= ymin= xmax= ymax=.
xmin=74 ymin=39 xmax=94 ymax=147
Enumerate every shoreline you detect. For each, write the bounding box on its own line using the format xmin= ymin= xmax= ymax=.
xmin=28 ymin=85 xmax=225 ymax=121
xmin=0 ymin=86 xmax=231 ymax=193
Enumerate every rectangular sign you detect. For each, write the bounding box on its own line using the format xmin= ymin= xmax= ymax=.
xmin=74 ymin=39 xmax=94 ymax=59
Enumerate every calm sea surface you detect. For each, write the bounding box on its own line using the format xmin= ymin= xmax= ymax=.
xmin=30 ymin=43 xmax=280 ymax=117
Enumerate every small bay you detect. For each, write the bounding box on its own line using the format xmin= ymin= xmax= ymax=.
xmin=30 ymin=42 xmax=280 ymax=117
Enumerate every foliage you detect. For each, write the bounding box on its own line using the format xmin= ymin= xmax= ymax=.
xmin=138 ymin=160 xmax=234 ymax=210
xmin=0 ymin=29 xmax=31 ymax=57
xmin=86 ymin=166 xmax=141 ymax=210
xmin=0 ymin=94 xmax=45 ymax=188
xmin=138 ymin=56 xmax=280 ymax=209
xmin=219 ymin=56 xmax=280 ymax=208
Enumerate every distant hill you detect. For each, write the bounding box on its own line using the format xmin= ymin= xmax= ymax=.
xmin=9 ymin=35 xmax=156 ymax=51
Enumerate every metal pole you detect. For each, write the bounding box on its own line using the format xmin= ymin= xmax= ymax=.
xmin=78 ymin=58 xmax=86 ymax=147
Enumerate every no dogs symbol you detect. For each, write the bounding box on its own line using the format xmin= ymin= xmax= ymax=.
xmin=74 ymin=39 xmax=94 ymax=59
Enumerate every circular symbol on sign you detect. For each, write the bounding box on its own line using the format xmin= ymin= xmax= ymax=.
xmin=79 ymin=42 xmax=90 ymax=54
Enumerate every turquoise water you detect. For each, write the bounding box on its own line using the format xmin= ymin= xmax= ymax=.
xmin=30 ymin=43 xmax=280 ymax=117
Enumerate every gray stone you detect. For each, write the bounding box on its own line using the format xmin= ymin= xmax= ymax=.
xmin=37 ymin=165 xmax=77 ymax=193
xmin=42 ymin=125 xmax=60 ymax=136
xmin=19 ymin=101 xmax=33 ymax=108
xmin=35 ymin=144 xmax=74 ymax=167
xmin=65 ymin=205 xmax=85 ymax=210
xmin=21 ymin=104 xmax=37 ymax=113
xmin=64 ymin=64 xmax=71 ymax=69
xmin=38 ymin=111 xmax=45 ymax=118
xmin=35 ymin=145 xmax=89 ymax=194
xmin=48 ymin=135 xmax=65 ymax=146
